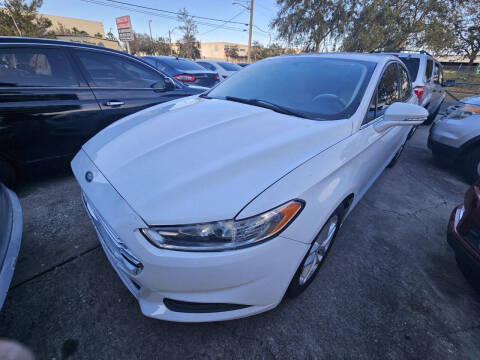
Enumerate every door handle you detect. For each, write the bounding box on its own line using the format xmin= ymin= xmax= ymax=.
xmin=104 ymin=101 xmax=124 ymax=106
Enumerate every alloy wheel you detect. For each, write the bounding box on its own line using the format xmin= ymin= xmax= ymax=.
xmin=299 ymin=215 xmax=339 ymax=285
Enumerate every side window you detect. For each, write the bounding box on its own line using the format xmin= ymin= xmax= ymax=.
xmin=439 ymin=66 xmax=443 ymax=85
xmin=75 ymin=50 xmax=165 ymax=88
xmin=0 ymin=47 xmax=79 ymax=87
xmin=426 ymin=59 xmax=433 ymax=82
xmin=434 ymin=63 xmax=442 ymax=84
xmin=364 ymin=90 xmax=377 ymax=124
xmin=199 ymin=62 xmax=216 ymax=71
xmin=377 ymin=63 xmax=399 ymax=116
xmin=399 ymin=65 xmax=412 ymax=101
xmin=155 ymin=60 xmax=168 ymax=72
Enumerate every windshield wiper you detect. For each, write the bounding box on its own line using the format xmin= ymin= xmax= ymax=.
xmin=224 ymin=96 xmax=309 ymax=119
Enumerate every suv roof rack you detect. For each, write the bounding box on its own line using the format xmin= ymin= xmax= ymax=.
xmin=370 ymin=49 xmax=433 ymax=57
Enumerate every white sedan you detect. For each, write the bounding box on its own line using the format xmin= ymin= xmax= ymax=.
xmin=72 ymin=53 xmax=427 ymax=322
xmin=196 ymin=60 xmax=242 ymax=81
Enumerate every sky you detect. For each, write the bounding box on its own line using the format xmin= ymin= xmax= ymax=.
xmin=40 ymin=0 xmax=280 ymax=45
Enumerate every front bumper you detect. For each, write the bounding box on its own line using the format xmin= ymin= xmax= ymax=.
xmin=0 ymin=184 xmax=23 ymax=310
xmin=427 ymin=129 xmax=460 ymax=166
xmin=72 ymin=150 xmax=308 ymax=322
xmin=447 ymin=206 xmax=480 ymax=280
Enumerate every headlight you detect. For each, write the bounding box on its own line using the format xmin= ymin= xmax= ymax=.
xmin=140 ymin=200 xmax=304 ymax=251
xmin=446 ymin=104 xmax=480 ymax=120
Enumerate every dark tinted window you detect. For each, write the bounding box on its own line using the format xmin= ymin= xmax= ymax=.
xmin=197 ymin=61 xmax=216 ymax=71
xmin=433 ymin=63 xmax=441 ymax=84
xmin=160 ymin=57 xmax=206 ymax=71
xmin=207 ymin=57 xmax=377 ymax=120
xmin=0 ymin=47 xmax=78 ymax=87
xmin=426 ymin=59 xmax=433 ymax=82
xmin=377 ymin=63 xmax=399 ymax=116
xmin=399 ymin=57 xmax=419 ymax=81
xmin=76 ymin=50 xmax=165 ymax=88
xmin=217 ymin=61 xmax=241 ymax=71
xmin=399 ymin=65 xmax=411 ymax=101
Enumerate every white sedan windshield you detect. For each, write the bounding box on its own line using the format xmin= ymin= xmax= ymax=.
xmin=207 ymin=56 xmax=377 ymax=120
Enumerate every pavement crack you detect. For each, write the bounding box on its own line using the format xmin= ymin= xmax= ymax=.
xmin=10 ymin=245 xmax=101 ymax=290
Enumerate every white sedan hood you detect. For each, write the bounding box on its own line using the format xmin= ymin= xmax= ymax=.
xmin=83 ymin=97 xmax=352 ymax=225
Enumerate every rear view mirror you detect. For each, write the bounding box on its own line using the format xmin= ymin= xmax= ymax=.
xmin=443 ymin=79 xmax=456 ymax=87
xmin=374 ymin=102 xmax=428 ymax=133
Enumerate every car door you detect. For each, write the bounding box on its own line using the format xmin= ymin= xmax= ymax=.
xmin=348 ymin=62 xmax=410 ymax=198
xmin=0 ymin=45 xmax=101 ymax=167
xmin=71 ymin=49 xmax=181 ymax=130
xmin=431 ymin=62 xmax=445 ymax=111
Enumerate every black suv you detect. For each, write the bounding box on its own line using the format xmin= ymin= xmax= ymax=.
xmin=0 ymin=37 xmax=206 ymax=186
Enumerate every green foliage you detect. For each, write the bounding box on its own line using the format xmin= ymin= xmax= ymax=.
xmin=229 ymin=45 xmax=239 ymax=59
xmin=176 ymin=8 xmax=200 ymax=59
xmin=0 ymin=0 xmax=54 ymax=37
xmin=130 ymin=32 xmax=172 ymax=56
xmin=251 ymin=41 xmax=295 ymax=60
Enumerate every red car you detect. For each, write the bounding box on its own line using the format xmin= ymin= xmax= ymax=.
xmin=448 ymin=179 xmax=480 ymax=288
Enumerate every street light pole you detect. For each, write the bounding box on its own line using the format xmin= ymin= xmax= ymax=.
xmin=247 ymin=0 xmax=254 ymax=63
xmin=148 ymin=20 xmax=153 ymax=40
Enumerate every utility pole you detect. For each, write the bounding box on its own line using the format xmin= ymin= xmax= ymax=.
xmin=148 ymin=20 xmax=153 ymax=40
xmin=247 ymin=0 xmax=253 ymax=63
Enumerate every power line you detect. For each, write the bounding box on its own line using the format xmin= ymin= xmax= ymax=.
xmin=79 ymin=0 xmax=247 ymax=32
xmin=102 ymin=0 xmax=249 ymax=26
xmin=199 ymin=10 xmax=247 ymax=36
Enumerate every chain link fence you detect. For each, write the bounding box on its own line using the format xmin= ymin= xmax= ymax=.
xmin=442 ymin=64 xmax=480 ymax=100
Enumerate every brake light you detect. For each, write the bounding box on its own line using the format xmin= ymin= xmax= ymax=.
xmin=414 ymin=86 xmax=425 ymax=101
xmin=174 ymin=74 xmax=196 ymax=82
xmin=215 ymin=74 xmax=219 ymax=81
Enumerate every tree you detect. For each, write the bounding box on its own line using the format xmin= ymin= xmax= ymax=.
xmin=229 ymin=45 xmax=239 ymax=59
xmin=106 ymin=31 xmax=116 ymax=41
xmin=449 ymin=0 xmax=480 ymax=64
xmin=341 ymin=0 xmax=451 ymax=52
xmin=129 ymin=32 xmax=172 ymax=55
xmin=0 ymin=0 xmax=54 ymax=37
xmin=272 ymin=0 xmax=356 ymax=52
xmin=176 ymin=8 xmax=200 ymax=59
xmin=94 ymin=32 xmax=103 ymax=39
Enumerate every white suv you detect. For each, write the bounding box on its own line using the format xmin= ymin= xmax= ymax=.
xmin=385 ymin=51 xmax=445 ymax=124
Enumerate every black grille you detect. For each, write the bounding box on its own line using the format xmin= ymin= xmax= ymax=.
xmin=163 ymin=298 xmax=250 ymax=313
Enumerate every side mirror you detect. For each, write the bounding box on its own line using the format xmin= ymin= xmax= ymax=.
xmin=443 ymin=79 xmax=456 ymax=87
xmin=374 ymin=102 xmax=428 ymax=133
xmin=151 ymin=77 xmax=176 ymax=91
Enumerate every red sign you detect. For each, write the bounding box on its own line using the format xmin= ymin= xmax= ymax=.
xmin=225 ymin=49 xmax=230 ymax=57
xmin=116 ymin=15 xmax=131 ymax=30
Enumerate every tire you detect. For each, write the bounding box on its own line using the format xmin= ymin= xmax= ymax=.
xmin=456 ymin=256 xmax=480 ymax=292
xmin=424 ymin=105 xmax=440 ymax=125
xmin=464 ymin=147 xmax=480 ymax=184
xmin=0 ymin=158 xmax=16 ymax=188
xmin=387 ymin=142 xmax=406 ymax=168
xmin=286 ymin=209 xmax=341 ymax=298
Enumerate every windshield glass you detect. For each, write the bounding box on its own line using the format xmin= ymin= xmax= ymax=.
xmin=161 ymin=58 xmax=206 ymax=71
xmin=207 ymin=56 xmax=376 ymax=120
xmin=399 ymin=57 xmax=420 ymax=81
xmin=217 ymin=61 xmax=242 ymax=71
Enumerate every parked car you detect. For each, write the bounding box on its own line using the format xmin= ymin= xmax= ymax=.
xmin=141 ymin=56 xmax=219 ymax=88
xmin=0 ymin=183 xmax=22 ymax=310
xmin=0 ymin=37 xmax=206 ymax=187
xmin=448 ymin=178 xmax=480 ymax=290
xmin=196 ymin=60 xmax=242 ymax=80
xmin=428 ymin=95 xmax=480 ymax=183
xmin=382 ymin=51 xmax=445 ymax=124
xmin=72 ymin=53 xmax=427 ymax=322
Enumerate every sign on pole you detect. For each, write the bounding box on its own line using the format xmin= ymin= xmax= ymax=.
xmin=116 ymin=15 xmax=134 ymax=42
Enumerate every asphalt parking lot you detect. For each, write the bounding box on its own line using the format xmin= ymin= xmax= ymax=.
xmin=0 ymin=126 xmax=479 ymax=360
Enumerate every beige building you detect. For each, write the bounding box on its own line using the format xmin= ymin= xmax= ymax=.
xmin=41 ymin=13 xmax=121 ymax=50
xmin=200 ymin=42 xmax=249 ymax=62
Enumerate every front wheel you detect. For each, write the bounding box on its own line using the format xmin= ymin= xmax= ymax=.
xmin=287 ymin=210 xmax=341 ymax=298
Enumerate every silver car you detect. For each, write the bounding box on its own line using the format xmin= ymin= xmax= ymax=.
xmin=0 ymin=183 xmax=22 ymax=310
xmin=428 ymin=95 xmax=480 ymax=183
xmin=385 ymin=51 xmax=445 ymax=124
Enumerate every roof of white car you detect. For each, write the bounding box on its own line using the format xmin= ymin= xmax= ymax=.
xmin=279 ymin=52 xmax=397 ymax=64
